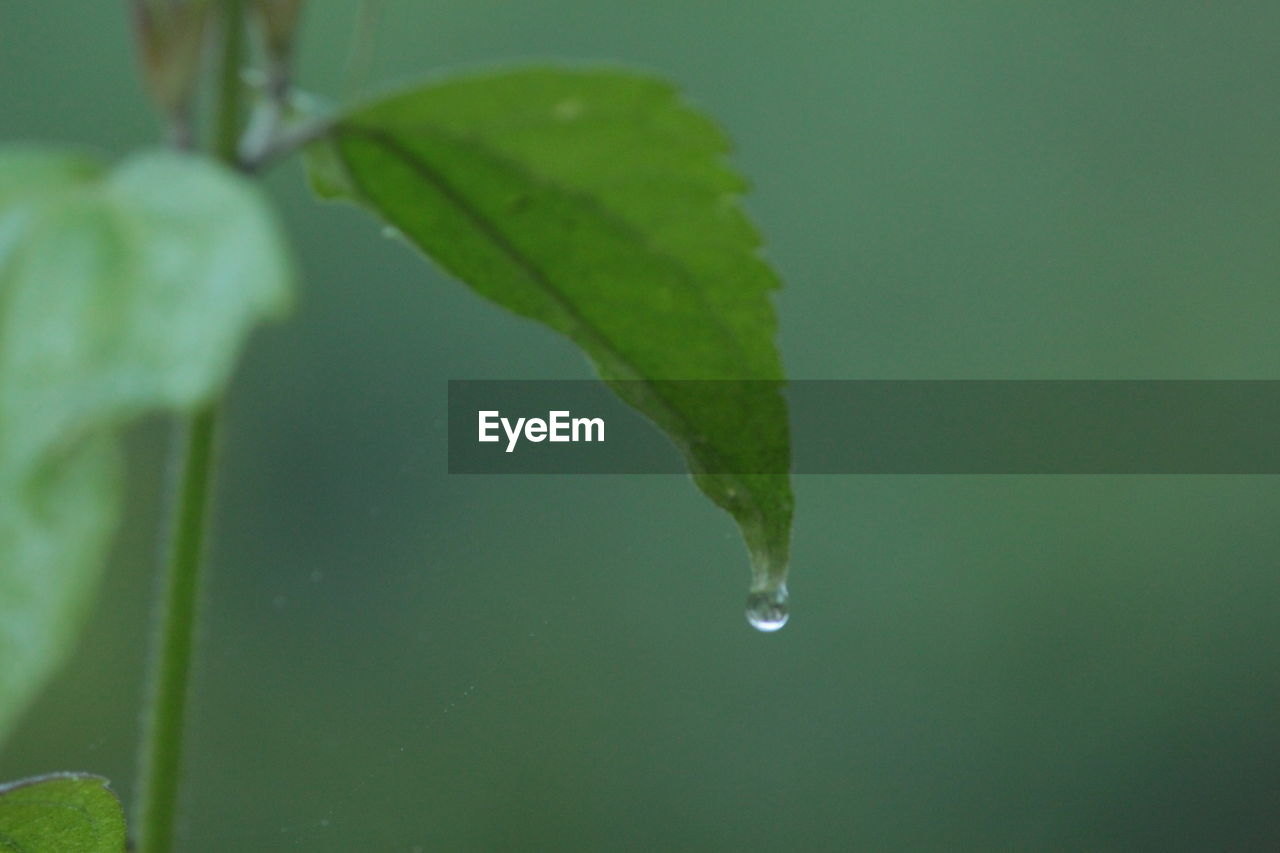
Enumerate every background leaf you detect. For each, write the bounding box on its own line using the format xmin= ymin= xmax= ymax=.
xmin=0 ymin=148 xmax=294 ymax=741
xmin=307 ymin=68 xmax=793 ymax=622
xmin=0 ymin=773 xmax=126 ymax=852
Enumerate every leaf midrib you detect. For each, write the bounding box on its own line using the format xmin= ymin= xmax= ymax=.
xmin=332 ymin=123 xmax=772 ymax=502
xmin=339 ymin=121 xmax=760 ymax=370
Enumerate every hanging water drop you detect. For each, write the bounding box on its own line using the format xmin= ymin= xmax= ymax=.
xmin=745 ymin=583 xmax=789 ymax=632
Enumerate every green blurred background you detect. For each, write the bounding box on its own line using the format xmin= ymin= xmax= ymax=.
xmin=4 ymin=2 xmax=1280 ymax=849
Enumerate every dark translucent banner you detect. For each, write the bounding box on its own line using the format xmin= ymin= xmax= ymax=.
xmin=448 ymin=380 xmax=1280 ymax=474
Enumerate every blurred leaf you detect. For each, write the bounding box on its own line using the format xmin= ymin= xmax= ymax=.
xmin=306 ymin=67 xmax=792 ymax=607
xmin=0 ymin=773 xmax=126 ymax=852
xmin=0 ymin=148 xmax=294 ymax=741
xmin=0 ymin=149 xmax=102 ymax=205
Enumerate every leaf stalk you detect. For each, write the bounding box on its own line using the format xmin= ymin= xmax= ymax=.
xmin=134 ymin=3 xmax=246 ymax=851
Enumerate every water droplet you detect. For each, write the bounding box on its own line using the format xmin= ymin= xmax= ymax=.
xmin=745 ymin=584 xmax=789 ymax=632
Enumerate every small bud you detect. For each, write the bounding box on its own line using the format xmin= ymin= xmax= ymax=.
xmin=129 ymin=0 xmax=211 ymax=120
xmin=253 ymin=0 xmax=306 ymax=62
xmin=251 ymin=0 xmax=306 ymax=103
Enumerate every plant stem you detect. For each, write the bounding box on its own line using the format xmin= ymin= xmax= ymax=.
xmin=214 ymin=0 xmax=247 ymax=165
xmin=135 ymin=3 xmax=245 ymax=852
xmin=135 ymin=407 xmax=219 ymax=853
xmin=241 ymin=113 xmax=336 ymax=173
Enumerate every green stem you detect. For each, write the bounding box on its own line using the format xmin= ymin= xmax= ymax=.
xmin=135 ymin=408 xmax=220 ymax=853
xmin=214 ymin=0 xmax=247 ymax=164
xmin=135 ymin=3 xmax=245 ymax=852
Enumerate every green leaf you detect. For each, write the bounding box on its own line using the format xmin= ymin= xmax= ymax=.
xmin=0 ymin=774 xmax=125 ymax=852
xmin=308 ymin=67 xmax=793 ymax=622
xmin=0 ymin=147 xmax=293 ymax=740
xmin=0 ymin=149 xmax=101 ymax=207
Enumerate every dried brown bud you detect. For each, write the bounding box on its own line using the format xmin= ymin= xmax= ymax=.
xmin=252 ymin=0 xmax=306 ymax=61
xmin=129 ymin=0 xmax=211 ymax=118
